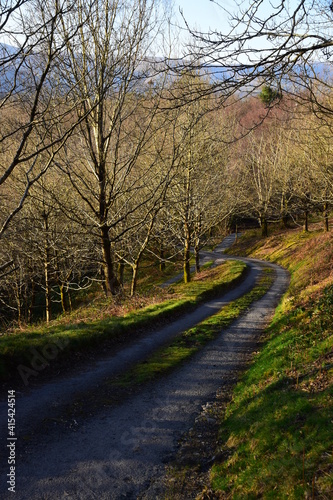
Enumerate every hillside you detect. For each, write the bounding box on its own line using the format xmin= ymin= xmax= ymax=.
xmin=204 ymin=225 xmax=333 ymax=498
xmin=162 ymin=224 xmax=332 ymax=499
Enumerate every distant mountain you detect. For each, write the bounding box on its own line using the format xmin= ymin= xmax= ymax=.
xmin=1 ymin=43 xmax=332 ymax=96
xmin=0 ymin=43 xmax=25 ymax=95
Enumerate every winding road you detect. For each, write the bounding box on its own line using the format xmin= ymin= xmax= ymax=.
xmin=0 ymin=237 xmax=289 ymax=499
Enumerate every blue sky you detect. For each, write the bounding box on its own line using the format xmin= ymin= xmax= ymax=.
xmin=174 ymin=0 xmax=236 ymax=33
xmin=173 ymin=1 xmax=306 ymax=36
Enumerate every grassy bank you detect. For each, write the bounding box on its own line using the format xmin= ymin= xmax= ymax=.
xmin=110 ymin=267 xmax=274 ymax=390
xmin=59 ymin=265 xmax=275 ymax=424
xmin=0 ymin=260 xmax=246 ymax=384
xmin=210 ymin=227 xmax=333 ymax=498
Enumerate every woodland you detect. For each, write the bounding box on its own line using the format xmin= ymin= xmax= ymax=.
xmin=1 ymin=0 xmax=333 ymax=329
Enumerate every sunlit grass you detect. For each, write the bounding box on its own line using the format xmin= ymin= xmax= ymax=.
xmin=110 ymin=268 xmax=274 ymax=390
xmin=211 ymin=227 xmax=333 ymax=498
xmin=0 ymin=260 xmax=246 ymax=382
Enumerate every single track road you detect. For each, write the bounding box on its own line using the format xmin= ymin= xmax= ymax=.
xmin=0 ymin=237 xmax=289 ymax=499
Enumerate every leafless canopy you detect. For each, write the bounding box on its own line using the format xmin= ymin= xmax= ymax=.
xmin=179 ymin=0 xmax=333 ymax=107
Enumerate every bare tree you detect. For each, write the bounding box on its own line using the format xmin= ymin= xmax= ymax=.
xmin=1 ymin=169 xmax=96 ymax=326
xmin=291 ymin=112 xmax=333 ymax=231
xmin=53 ymin=0 xmax=171 ymax=295
xmin=163 ymin=72 xmax=236 ymax=282
xmin=180 ymin=0 xmax=333 ymax=113
xmin=0 ymin=0 xmax=95 ymax=246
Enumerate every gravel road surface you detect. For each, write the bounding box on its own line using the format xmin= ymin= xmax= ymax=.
xmin=0 ymin=239 xmax=289 ymax=499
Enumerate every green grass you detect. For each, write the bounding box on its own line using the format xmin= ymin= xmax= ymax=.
xmin=133 ymin=255 xmax=184 ymax=292
xmin=0 ymin=260 xmax=247 ymax=383
xmin=211 ymin=298 xmax=333 ymax=498
xmin=109 ymin=267 xmax=275 ymax=390
xmin=210 ymin=228 xmax=333 ymax=499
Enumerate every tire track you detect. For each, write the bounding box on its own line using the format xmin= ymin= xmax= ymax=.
xmin=0 ymin=241 xmax=289 ymax=499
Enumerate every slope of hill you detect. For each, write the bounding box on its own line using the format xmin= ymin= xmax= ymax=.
xmin=163 ymin=225 xmax=332 ymax=498
xmin=207 ymin=225 xmax=333 ymax=498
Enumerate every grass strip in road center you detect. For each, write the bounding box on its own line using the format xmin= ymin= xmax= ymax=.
xmin=46 ymin=266 xmax=274 ymax=427
xmin=0 ymin=260 xmax=246 ymax=383
xmin=109 ymin=267 xmax=275 ymax=390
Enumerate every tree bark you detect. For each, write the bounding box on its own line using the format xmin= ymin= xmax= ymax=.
xmin=130 ymin=262 xmax=139 ymax=297
xmin=101 ymin=225 xmax=119 ymax=296
xmin=60 ymin=284 xmax=66 ymax=313
xmin=261 ymin=216 xmax=268 ymax=238
xmin=130 ymin=214 xmax=157 ymax=296
xmin=184 ymin=222 xmax=191 ymax=283
xmin=324 ymin=202 xmax=329 ymax=232
xmin=304 ymin=210 xmax=309 ymax=232
xmin=280 ymin=193 xmax=289 ymax=228
xmin=118 ymin=259 xmax=125 ymax=286
xmin=14 ymin=283 xmax=22 ymax=326
xmin=67 ymin=287 xmax=73 ymax=312
xmin=194 ymin=243 xmax=200 ymax=273
xmin=27 ymin=279 xmax=36 ymax=324
xmin=43 ymin=211 xmax=52 ymax=324
xmin=159 ymin=245 xmax=166 ymax=272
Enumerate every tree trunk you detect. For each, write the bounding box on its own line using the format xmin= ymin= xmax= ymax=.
xmin=27 ymin=279 xmax=36 ymax=324
xmin=118 ymin=258 xmax=125 ymax=286
xmin=324 ymin=202 xmax=329 ymax=232
xmin=130 ymin=215 xmax=156 ymax=296
xmin=130 ymin=262 xmax=139 ymax=297
xmin=159 ymin=245 xmax=166 ymax=272
xmin=43 ymin=211 xmax=51 ymax=324
xmin=194 ymin=215 xmax=201 ymax=273
xmin=183 ymin=223 xmax=191 ymax=284
xmin=60 ymin=284 xmax=66 ymax=313
xmin=304 ymin=209 xmax=309 ymax=232
xmin=14 ymin=283 xmax=22 ymax=326
xmin=224 ymin=218 xmax=229 ymax=235
xmin=44 ymin=257 xmax=51 ymax=323
xmin=281 ymin=194 xmax=289 ymax=228
xmin=67 ymin=287 xmax=72 ymax=312
xmin=194 ymin=244 xmax=200 ymax=273
xmin=261 ymin=216 xmax=268 ymax=238
xmin=101 ymin=225 xmax=119 ymax=295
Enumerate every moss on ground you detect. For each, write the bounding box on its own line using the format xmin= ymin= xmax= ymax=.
xmin=0 ymin=260 xmax=246 ymax=383
xmin=210 ymin=227 xmax=333 ymax=499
